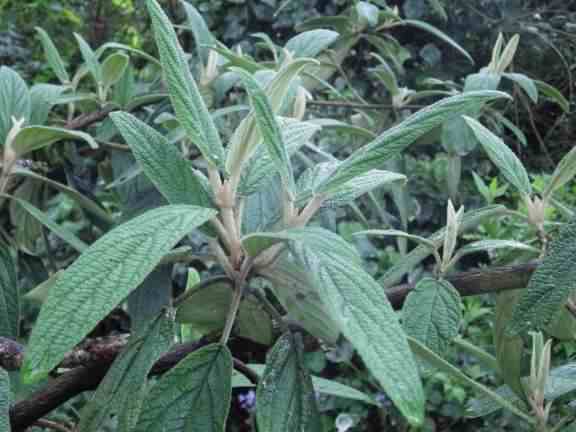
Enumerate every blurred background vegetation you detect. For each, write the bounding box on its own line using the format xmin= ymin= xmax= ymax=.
xmin=2 ymin=0 xmax=574 ymax=168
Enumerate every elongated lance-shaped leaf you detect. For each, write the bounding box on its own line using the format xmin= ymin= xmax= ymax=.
xmin=180 ymin=0 xmax=215 ymax=64
xmin=464 ymin=116 xmax=532 ymax=197
xmin=249 ymin=227 xmax=425 ymax=425
xmin=284 ymin=29 xmax=339 ymax=58
xmin=35 ymin=27 xmax=70 ymax=84
xmin=292 ymin=237 xmax=424 ymax=425
xmin=256 ymin=333 xmax=321 ymax=432
xmin=78 ymin=313 xmax=174 ymax=432
xmin=110 ymin=112 xmax=214 ymax=209
xmin=225 ymin=57 xmax=318 ymax=175
xmin=134 ymin=343 xmax=232 ymax=432
xmin=408 ymin=336 xmax=534 ymax=424
xmin=95 ymin=42 xmax=161 ymax=67
xmin=296 ymin=161 xmax=406 ymax=207
xmin=543 ymin=146 xmax=576 ymax=200
xmin=233 ymin=68 xmax=295 ymax=193
xmin=451 ymin=239 xmax=538 ymax=267
xmin=508 ymin=219 xmax=576 ymax=336
xmin=0 ymin=367 xmax=9 ymax=432
xmin=535 ymin=80 xmax=569 ymax=113
xmin=380 ymin=205 xmax=507 ymax=288
xmin=22 ymin=204 xmax=216 ymax=383
xmin=2 ymin=194 xmax=88 ymax=253
xmin=0 ymin=242 xmax=18 ymax=339
xmin=502 ymin=73 xmax=538 ymax=103
xmin=355 ymin=229 xmax=437 ymax=252
xmin=74 ymin=33 xmax=102 ymax=84
xmin=0 ymin=66 xmax=30 ymax=146
xmin=146 ymin=0 xmax=225 ymax=171
xmin=316 ymin=91 xmax=510 ymax=195
xmin=403 ymin=278 xmax=462 ymax=356
xmin=11 ymin=126 xmax=98 ymax=158
xmin=12 ymin=167 xmax=113 ymax=229
xmin=239 ymin=118 xmax=320 ymax=196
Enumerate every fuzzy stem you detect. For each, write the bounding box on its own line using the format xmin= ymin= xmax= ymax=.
xmin=293 ymin=194 xmax=325 ymax=226
xmin=220 ymin=257 xmax=253 ymax=344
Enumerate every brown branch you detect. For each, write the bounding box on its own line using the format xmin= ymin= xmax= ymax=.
xmin=64 ymin=106 xmax=117 ymax=130
xmin=386 ymin=261 xmax=538 ymax=309
xmin=307 ymin=100 xmax=426 ymax=110
xmin=4 ymin=261 xmax=539 ymax=431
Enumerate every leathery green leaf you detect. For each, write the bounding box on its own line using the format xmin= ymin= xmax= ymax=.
xmin=543 ymin=146 xmax=576 ymax=200
xmin=263 ymin=227 xmax=425 ymax=425
xmin=402 ymin=278 xmax=462 ymax=356
xmin=11 ymin=126 xmax=98 ymax=157
xmin=262 ymin=256 xmax=341 ymax=344
xmin=146 ymin=0 xmax=225 ymax=170
xmin=245 ymin=363 xmax=377 ymax=405
xmin=74 ymin=33 xmax=102 ymax=83
xmin=175 ymin=278 xmax=273 ymax=345
xmin=110 ymin=112 xmax=213 ymax=209
xmin=408 ymin=336 xmax=534 ymax=424
xmin=242 ymin=227 xmax=361 ymax=263
xmin=508 ymin=219 xmax=576 ymax=335
xmin=22 ymin=204 xmax=216 ymax=383
xmin=380 ymin=205 xmax=507 ymax=288
xmin=78 ymin=313 xmax=174 ymax=432
xmin=233 ymin=68 xmax=295 ymax=193
xmin=316 ymin=91 xmax=510 ymax=195
xmin=464 ymin=116 xmax=531 ymax=197
xmin=134 ymin=343 xmax=232 ymax=432
xmin=256 ymin=333 xmax=321 ymax=432
xmin=2 ymin=194 xmax=88 ymax=253
xmin=0 ymin=242 xmax=18 ymax=339
xmin=225 ymin=58 xmax=318 ymax=174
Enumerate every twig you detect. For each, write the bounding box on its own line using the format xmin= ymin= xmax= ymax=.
xmin=64 ymin=106 xmax=116 ymax=130
xmin=221 ymin=257 xmax=254 ymax=344
xmin=307 ymin=100 xmax=425 ymax=110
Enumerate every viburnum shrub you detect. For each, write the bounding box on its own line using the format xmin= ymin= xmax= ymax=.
xmin=1 ymin=1 xmax=575 ymax=431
